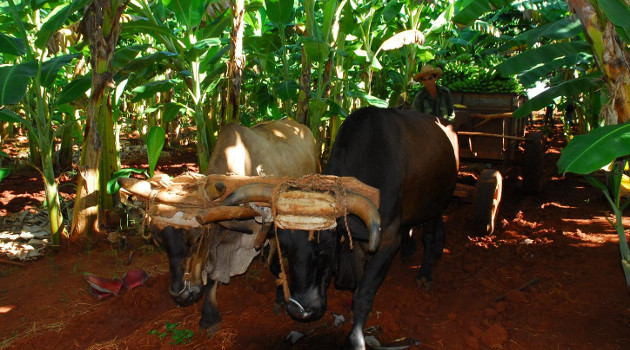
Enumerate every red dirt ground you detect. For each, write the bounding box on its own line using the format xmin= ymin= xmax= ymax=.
xmin=1 ymin=123 xmax=630 ymax=349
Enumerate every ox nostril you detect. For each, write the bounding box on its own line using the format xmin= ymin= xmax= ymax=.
xmin=286 ymin=298 xmax=314 ymax=320
xmin=288 ymin=298 xmax=305 ymax=314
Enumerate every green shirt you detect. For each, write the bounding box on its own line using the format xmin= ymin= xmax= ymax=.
xmin=412 ymin=85 xmax=455 ymax=121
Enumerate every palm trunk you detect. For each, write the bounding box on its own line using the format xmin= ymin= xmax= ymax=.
xmin=70 ymin=0 xmax=126 ymax=242
xmin=226 ymin=0 xmax=245 ymax=124
xmin=567 ymin=0 xmax=630 ymax=123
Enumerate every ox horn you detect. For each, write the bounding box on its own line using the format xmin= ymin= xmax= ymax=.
xmin=344 ymin=192 xmax=382 ymax=253
xmin=220 ymin=183 xmax=276 ymax=206
xmin=195 ymin=206 xmax=260 ymax=225
xmin=195 ymin=183 xmax=276 ymax=225
xmin=118 ymin=177 xmax=152 ymax=198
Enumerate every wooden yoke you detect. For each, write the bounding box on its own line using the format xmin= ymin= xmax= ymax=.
xmin=118 ymin=173 xmax=380 ymax=231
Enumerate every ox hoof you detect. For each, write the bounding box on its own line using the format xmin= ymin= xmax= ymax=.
xmin=204 ymin=322 xmax=222 ymax=339
xmin=415 ymin=277 xmax=431 ymax=291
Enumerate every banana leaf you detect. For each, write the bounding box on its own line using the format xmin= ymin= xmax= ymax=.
xmin=511 ymin=17 xmax=583 ymax=46
xmin=34 ymin=0 xmax=91 ymax=49
xmin=302 ymin=37 xmax=331 ymax=62
xmin=121 ymin=19 xmax=177 ymax=40
xmin=513 ymin=75 xmax=601 ymax=119
xmin=599 ymin=0 xmax=630 ymax=41
xmin=275 ymin=79 xmax=299 ymax=100
xmin=147 ymin=126 xmax=165 ymax=178
xmin=558 ymin=122 xmax=630 ymax=175
xmin=113 ymin=44 xmax=150 ymax=69
xmin=496 ymin=41 xmax=592 ymax=77
xmin=131 ymin=79 xmax=180 ymax=102
xmin=122 ymin=51 xmax=179 ymax=72
xmin=453 ymin=0 xmax=513 ymax=26
xmin=54 ymin=73 xmax=91 ymax=106
xmin=0 ymin=61 xmax=38 ymax=105
xmin=0 ymin=108 xmax=28 ymax=126
xmin=0 ymin=168 xmax=11 ymax=183
xmin=264 ymin=0 xmax=296 ymax=27
xmin=162 ymin=0 xmax=207 ymax=30
xmin=41 ymin=53 xmax=82 ymax=87
xmin=0 ymin=32 xmax=25 ymax=56
xmin=345 ymin=89 xmax=388 ymax=108
xmin=518 ymin=53 xmax=591 ymax=87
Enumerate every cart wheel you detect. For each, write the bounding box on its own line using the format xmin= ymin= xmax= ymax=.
xmin=473 ymin=169 xmax=503 ymax=236
xmin=522 ymin=131 xmax=544 ymax=194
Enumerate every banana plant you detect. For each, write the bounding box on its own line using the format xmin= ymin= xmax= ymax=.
xmin=557 ymin=123 xmax=630 ymax=291
xmin=123 ymin=0 xmax=232 ymax=173
xmin=0 ymin=0 xmax=90 ymax=246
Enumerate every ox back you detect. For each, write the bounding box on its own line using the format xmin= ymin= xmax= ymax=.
xmin=326 ymin=106 xmax=458 ymax=235
xmin=208 ymin=118 xmax=319 ymax=176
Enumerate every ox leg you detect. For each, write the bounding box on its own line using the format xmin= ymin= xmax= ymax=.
xmin=346 ymin=225 xmax=402 ymax=350
xmin=199 ymin=279 xmax=222 ymax=337
xmin=400 ymin=227 xmax=417 ymax=262
xmin=416 ymin=216 xmax=446 ymax=290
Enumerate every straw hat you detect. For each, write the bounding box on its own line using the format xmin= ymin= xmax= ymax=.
xmin=414 ymin=64 xmax=443 ymax=81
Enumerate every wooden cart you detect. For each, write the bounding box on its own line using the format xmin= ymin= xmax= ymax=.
xmin=451 ymin=92 xmax=545 ymax=235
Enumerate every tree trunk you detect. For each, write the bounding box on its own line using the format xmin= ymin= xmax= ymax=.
xmin=567 ymin=0 xmax=630 ymax=124
xmin=296 ymin=45 xmax=311 ymax=126
xmin=70 ymin=0 xmax=126 ymax=243
xmin=226 ymin=0 xmax=245 ymax=124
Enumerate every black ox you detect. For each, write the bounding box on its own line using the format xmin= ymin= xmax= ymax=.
xmin=222 ymin=107 xmax=459 ymax=349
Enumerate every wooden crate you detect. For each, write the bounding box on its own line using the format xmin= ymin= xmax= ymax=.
xmin=451 ymin=92 xmax=525 ymax=162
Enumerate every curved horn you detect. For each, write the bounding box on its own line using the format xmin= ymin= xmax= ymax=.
xmin=344 ymin=192 xmax=382 ymax=253
xmin=195 ymin=206 xmax=260 ymax=225
xmin=220 ymin=183 xmax=276 ymax=206
xmin=118 ymin=177 xmax=152 ymax=198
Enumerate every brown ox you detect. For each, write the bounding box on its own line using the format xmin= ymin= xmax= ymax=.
xmin=119 ymin=118 xmax=318 ymax=335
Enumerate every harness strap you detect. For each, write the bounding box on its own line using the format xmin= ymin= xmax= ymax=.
xmin=274 ymin=226 xmax=291 ymax=302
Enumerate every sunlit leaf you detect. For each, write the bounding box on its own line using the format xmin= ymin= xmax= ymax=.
xmin=106 ymin=168 xmax=149 ymax=194
xmin=513 ymin=75 xmax=601 ymax=118
xmin=558 ymin=122 xmax=630 ymax=175
xmin=496 ymin=42 xmax=591 ymax=77
xmin=0 ymin=168 xmax=11 ymax=183
xmin=345 ymin=90 xmax=388 ymax=108
xmin=147 ymin=126 xmax=165 ymax=178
